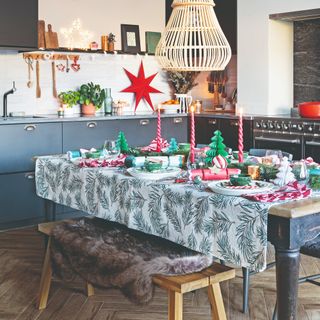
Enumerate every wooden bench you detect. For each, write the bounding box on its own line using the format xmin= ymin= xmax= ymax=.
xmin=37 ymin=222 xmax=235 ymax=319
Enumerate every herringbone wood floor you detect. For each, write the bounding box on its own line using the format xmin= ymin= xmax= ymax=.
xmin=0 ymin=227 xmax=320 ymax=320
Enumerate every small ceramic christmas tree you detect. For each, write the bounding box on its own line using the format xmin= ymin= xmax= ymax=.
xmin=116 ymin=131 xmax=129 ymax=153
xmin=167 ymin=138 xmax=179 ymax=154
xmin=273 ymin=157 xmax=295 ymax=186
xmin=206 ymin=130 xmax=228 ymax=165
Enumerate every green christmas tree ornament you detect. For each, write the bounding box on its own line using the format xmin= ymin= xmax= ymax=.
xmin=167 ymin=138 xmax=179 ymax=154
xmin=206 ymin=130 xmax=228 ymax=164
xmin=116 ymin=131 xmax=129 ymax=153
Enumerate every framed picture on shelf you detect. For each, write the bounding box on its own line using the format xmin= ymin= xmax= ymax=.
xmin=121 ymin=24 xmax=141 ymax=54
xmin=145 ymin=31 xmax=161 ymax=54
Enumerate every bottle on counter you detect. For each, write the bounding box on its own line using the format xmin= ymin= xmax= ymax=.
xmin=104 ymin=88 xmax=113 ymax=115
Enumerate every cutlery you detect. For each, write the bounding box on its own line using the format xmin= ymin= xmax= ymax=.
xmin=52 ymin=61 xmax=58 ymax=98
xmin=36 ymin=60 xmax=41 ymax=98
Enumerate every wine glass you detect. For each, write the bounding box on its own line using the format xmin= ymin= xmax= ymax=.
xmin=292 ymin=161 xmax=309 ymax=184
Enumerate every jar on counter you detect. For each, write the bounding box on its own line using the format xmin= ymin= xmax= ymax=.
xmin=309 ymin=169 xmax=320 ymax=191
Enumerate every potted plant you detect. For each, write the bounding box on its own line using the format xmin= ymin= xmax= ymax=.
xmin=108 ymin=33 xmax=116 ymax=52
xmin=58 ymin=90 xmax=80 ymax=116
xmin=79 ymin=82 xmax=106 ymax=115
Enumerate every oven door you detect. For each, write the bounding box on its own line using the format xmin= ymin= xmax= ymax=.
xmin=253 ymin=133 xmax=303 ymax=160
xmin=304 ymin=137 xmax=320 ymax=162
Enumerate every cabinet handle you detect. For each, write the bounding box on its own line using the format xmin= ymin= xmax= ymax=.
xmin=87 ymin=122 xmax=97 ymax=128
xmin=140 ymin=119 xmax=150 ymax=126
xmin=25 ymin=173 xmax=35 ymax=180
xmin=230 ymin=120 xmax=239 ymax=127
xmin=306 ymin=141 xmax=320 ymax=146
xmin=24 ymin=124 xmax=36 ymax=131
xmin=173 ymin=117 xmax=183 ymax=124
xmin=208 ymin=119 xmax=217 ymax=125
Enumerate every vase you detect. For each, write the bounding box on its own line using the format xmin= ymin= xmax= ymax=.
xmin=175 ymin=94 xmax=193 ymax=113
xmin=104 ymin=88 xmax=113 ymax=114
xmin=81 ymin=103 xmax=96 ymax=115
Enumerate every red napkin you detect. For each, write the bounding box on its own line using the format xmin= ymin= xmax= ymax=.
xmin=140 ymin=138 xmax=169 ymax=152
xmin=190 ymin=168 xmax=241 ymax=181
xmin=243 ymin=181 xmax=311 ymax=202
xmin=79 ymin=155 xmax=127 ymax=168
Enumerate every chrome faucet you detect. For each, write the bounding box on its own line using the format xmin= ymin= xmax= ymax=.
xmin=3 ymin=81 xmax=16 ymax=118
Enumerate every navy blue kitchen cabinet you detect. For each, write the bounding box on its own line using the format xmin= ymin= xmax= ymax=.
xmin=195 ymin=117 xmax=220 ymax=145
xmin=62 ymin=117 xmax=188 ymax=152
xmin=0 ymin=0 xmax=38 ymax=50
xmin=0 ymin=172 xmax=45 ymax=228
xmin=0 ymin=123 xmax=62 ymax=174
xmin=195 ymin=116 xmax=253 ymax=151
xmin=0 ymin=122 xmax=62 ymax=228
xmin=162 ymin=116 xmax=188 ymax=143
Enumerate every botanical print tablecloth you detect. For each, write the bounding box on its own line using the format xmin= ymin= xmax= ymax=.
xmin=35 ymin=155 xmax=272 ymax=272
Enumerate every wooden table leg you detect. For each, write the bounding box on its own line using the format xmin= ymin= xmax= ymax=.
xmin=168 ymin=291 xmax=182 ymax=320
xmin=275 ymin=248 xmax=300 ymax=320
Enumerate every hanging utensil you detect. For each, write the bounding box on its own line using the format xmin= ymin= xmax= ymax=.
xmin=52 ymin=61 xmax=58 ymax=98
xmin=66 ymin=56 xmax=70 ymax=73
xmin=36 ymin=60 xmax=41 ymax=98
xmin=24 ymin=57 xmax=33 ymax=88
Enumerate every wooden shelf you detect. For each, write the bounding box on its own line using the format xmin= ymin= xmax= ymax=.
xmin=20 ymin=47 xmax=155 ymax=56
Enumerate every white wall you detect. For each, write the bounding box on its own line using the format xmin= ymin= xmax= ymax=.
xmin=0 ymin=0 xmax=171 ymax=116
xmin=39 ymin=0 xmax=166 ymax=51
xmin=238 ymin=0 xmax=320 ymax=115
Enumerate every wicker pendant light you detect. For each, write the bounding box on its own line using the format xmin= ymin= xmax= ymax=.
xmin=156 ymin=0 xmax=232 ymax=71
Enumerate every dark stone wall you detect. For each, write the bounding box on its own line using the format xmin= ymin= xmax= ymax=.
xmin=294 ymin=19 xmax=320 ymax=106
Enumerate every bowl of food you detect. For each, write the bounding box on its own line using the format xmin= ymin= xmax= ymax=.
xmin=298 ymin=101 xmax=320 ymax=118
xmin=230 ymin=174 xmax=252 ymax=186
xmin=161 ymin=99 xmax=180 ymax=114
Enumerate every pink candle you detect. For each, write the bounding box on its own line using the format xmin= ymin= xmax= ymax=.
xmin=190 ymin=105 xmax=195 ymax=163
xmin=156 ymin=106 xmax=162 ymax=152
xmin=238 ymin=108 xmax=244 ymax=163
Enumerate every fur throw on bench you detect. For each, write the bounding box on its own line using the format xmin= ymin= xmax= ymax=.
xmin=50 ymin=218 xmax=213 ymax=304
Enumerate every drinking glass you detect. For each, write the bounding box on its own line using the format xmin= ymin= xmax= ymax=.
xmin=265 ymin=150 xmax=283 ymax=165
xmin=292 ymin=161 xmax=309 ymax=184
xmin=103 ymin=140 xmax=119 ymax=158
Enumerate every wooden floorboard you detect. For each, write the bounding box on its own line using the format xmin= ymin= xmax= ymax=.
xmin=0 ymin=227 xmax=319 ymax=319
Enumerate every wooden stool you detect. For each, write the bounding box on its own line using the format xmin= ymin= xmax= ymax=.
xmin=37 ymin=222 xmax=235 ymax=319
xmin=37 ymin=221 xmax=95 ymax=310
xmin=153 ymin=263 xmax=235 ymax=320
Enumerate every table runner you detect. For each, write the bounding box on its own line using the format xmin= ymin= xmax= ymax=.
xmin=35 ymin=155 xmax=272 ymax=272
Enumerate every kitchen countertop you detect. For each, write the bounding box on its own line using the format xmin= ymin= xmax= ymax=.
xmin=0 ymin=111 xmax=250 ymax=125
xmin=2 ymin=111 xmax=312 ymax=125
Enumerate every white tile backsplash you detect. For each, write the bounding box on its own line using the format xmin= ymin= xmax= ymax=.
xmin=0 ymin=51 xmax=172 ymax=116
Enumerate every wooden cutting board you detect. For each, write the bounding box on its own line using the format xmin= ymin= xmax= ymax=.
xmin=38 ymin=20 xmax=46 ymax=49
xmin=45 ymin=24 xmax=59 ymax=49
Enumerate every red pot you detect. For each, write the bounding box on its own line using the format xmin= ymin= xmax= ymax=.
xmin=298 ymin=101 xmax=320 ymax=118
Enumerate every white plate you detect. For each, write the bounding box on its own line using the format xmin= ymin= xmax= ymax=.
xmin=127 ymin=167 xmax=181 ymax=180
xmin=208 ymin=180 xmax=274 ymax=196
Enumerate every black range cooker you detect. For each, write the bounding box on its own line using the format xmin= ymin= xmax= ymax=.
xmin=253 ymin=117 xmax=320 ymax=161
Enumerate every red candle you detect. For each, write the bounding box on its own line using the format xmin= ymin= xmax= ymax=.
xmin=190 ymin=105 xmax=195 ymax=163
xmin=156 ymin=106 xmax=162 ymax=152
xmin=238 ymin=108 xmax=244 ymax=163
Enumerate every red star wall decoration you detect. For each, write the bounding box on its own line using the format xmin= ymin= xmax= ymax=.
xmin=121 ymin=61 xmax=162 ymax=112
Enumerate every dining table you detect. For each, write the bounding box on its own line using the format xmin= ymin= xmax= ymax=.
xmin=35 ymin=155 xmax=320 ymax=320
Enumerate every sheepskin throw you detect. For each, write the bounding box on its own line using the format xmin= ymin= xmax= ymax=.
xmin=50 ymin=218 xmax=213 ymax=304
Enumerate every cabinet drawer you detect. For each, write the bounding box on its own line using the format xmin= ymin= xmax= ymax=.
xmin=0 ymin=123 xmax=62 ymax=173
xmin=0 ymin=172 xmax=44 ymax=224
xmin=162 ymin=117 xmax=188 ymax=143
xmin=63 ymin=119 xmax=158 ymax=151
